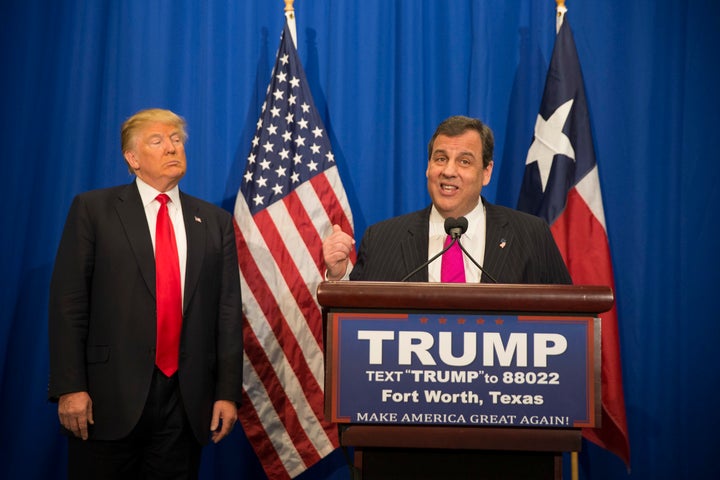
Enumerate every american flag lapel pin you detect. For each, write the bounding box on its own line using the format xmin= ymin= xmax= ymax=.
xmin=194 ymin=216 xmax=202 ymax=223
xmin=499 ymin=238 xmax=507 ymax=249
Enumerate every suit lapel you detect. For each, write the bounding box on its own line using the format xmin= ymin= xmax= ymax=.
xmin=115 ymin=183 xmax=156 ymax=297
xmin=400 ymin=207 xmax=431 ymax=282
xmin=180 ymin=193 xmax=205 ymax=313
xmin=483 ymin=200 xmax=510 ymax=282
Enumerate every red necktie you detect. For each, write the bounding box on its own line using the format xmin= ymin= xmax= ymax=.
xmin=155 ymin=194 xmax=182 ymax=376
xmin=441 ymin=234 xmax=466 ymax=283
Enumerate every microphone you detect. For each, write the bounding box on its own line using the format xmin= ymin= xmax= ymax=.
xmin=445 ymin=216 xmax=468 ymax=239
xmin=399 ymin=217 xmax=461 ymax=281
xmin=450 ymin=216 xmax=498 ymax=283
xmin=400 ymin=216 xmax=497 ymax=283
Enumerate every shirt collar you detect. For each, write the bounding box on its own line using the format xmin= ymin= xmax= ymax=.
xmin=135 ymin=177 xmax=181 ymax=208
xmin=429 ymin=200 xmax=485 ymax=239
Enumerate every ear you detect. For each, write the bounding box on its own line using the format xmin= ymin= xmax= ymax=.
xmin=124 ymin=150 xmax=139 ymax=170
xmin=482 ymin=161 xmax=494 ymax=186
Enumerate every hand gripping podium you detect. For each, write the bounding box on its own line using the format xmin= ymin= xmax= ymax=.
xmin=317 ymin=282 xmax=613 ymax=480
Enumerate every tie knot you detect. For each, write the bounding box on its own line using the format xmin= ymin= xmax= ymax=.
xmin=156 ymin=193 xmax=170 ymax=206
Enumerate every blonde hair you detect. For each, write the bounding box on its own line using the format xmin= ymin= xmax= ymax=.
xmin=121 ymin=108 xmax=188 ymax=173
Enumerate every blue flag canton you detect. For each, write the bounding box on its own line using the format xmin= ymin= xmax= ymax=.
xmin=241 ymin=24 xmax=335 ymax=215
xmin=538 ymin=19 xmax=596 ymax=184
xmin=518 ymin=18 xmax=597 ymax=224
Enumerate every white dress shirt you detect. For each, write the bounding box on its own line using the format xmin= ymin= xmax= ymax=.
xmin=427 ymin=201 xmax=487 ymax=283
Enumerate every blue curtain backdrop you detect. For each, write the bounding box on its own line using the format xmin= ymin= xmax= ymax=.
xmin=1 ymin=0 xmax=718 ymax=478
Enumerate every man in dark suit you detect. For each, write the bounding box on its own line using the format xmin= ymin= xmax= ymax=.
xmin=48 ymin=108 xmax=243 ymax=479
xmin=323 ymin=115 xmax=571 ymax=284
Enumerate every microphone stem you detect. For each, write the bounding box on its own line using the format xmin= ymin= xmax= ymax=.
xmin=400 ymin=237 xmax=457 ymax=282
xmin=457 ymin=239 xmax=498 ymax=283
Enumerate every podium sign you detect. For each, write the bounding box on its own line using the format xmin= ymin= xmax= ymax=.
xmin=327 ymin=311 xmax=600 ymax=429
xmin=318 ymin=282 xmax=612 ymax=480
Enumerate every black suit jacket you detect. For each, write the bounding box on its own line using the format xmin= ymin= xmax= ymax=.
xmin=48 ymin=182 xmax=243 ymax=444
xmin=349 ymin=198 xmax=572 ymax=284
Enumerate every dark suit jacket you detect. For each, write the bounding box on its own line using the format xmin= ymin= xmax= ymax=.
xmin=48 ymin=182 xmax=243 ymax=444
xmin=350 ymin=198 xmax=572 ymax=284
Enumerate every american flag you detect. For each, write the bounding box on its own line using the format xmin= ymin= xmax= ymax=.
xmin=517 ymin=11 xmax=630 ymax=467
xmin=233 ymin=22 xmax=354 ymax=479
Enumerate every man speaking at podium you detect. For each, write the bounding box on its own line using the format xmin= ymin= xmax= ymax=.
xmin=323 ymin=115 xmax=571 ymax=285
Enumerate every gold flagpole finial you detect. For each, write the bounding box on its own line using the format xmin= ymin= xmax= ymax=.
xmin=284 ymin=0 xmax=297 ymax=47
xmin=555 ymin=0 xmax=567 ymax=32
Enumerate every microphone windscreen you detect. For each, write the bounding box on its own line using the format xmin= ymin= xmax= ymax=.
xmin=444 ymin=217 xmax=459 ymax=235
xmin=456 ymin=217 xmax=468 ymax=234
xmin=444 ymin=217 xmax=468 ymax=236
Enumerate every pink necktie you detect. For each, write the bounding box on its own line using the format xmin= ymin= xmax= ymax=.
xmin=155 ymin=194 xmax=182 ymax=376
xmin=441 ymin=234 xmax=466 ymax=283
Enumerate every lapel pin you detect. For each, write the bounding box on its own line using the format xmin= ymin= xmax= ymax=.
xmin=499 ymin=238 xmax=506 ymax=249
xmin=194 ymin=216 xmax=202 ymax=223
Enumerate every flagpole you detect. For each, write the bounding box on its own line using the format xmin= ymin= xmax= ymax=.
xmin=284 ymin=0 xmax=298 ymax=47
xmin=572 ymin=451 xmax=579 ymax=480
xmin=554 ymin=1 xmax=580 ymax=477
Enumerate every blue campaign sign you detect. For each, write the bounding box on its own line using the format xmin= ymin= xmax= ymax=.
xmin=327 ymin=312 xmax=599 ymax=428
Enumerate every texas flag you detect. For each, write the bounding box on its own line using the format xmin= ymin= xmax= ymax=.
xmin=517 ymin=15 xmax=631 ymax=467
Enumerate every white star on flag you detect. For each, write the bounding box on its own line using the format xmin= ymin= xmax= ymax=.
xmin=525 ymin=98 xmax=575 ymax=191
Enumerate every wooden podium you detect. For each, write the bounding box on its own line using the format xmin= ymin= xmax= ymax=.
xmin=317 ymin=282 xmax=613 ymax=480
